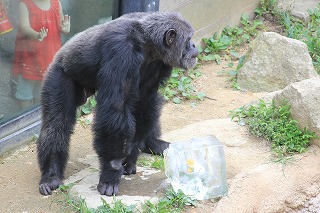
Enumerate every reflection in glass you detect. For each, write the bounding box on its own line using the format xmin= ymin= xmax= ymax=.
xmin=12 ymin=0 xmax=70 ymax=110
xmin=0 ymin=0 xmax=115 ymax=125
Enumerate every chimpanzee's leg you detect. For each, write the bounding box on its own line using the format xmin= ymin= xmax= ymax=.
xmin=123 ymin=92 xmax=169 ymax=175
xmin=123 ymin=144 xmax=139 ymax=175
xmin=37 ymin=66 xmax=85 ymax=195
xmin=93 ymin=91 xmax=136 ymax=196
xmin=140 ymin=93 xmax=169 ymax=154
xmin=140 ymin=128 xmax=170 ymax=155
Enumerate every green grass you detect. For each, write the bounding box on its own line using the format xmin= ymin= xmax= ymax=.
xmin=57 ymin=184 xmax=91 ymax=212
xmin=142 ymin=188 xmax=196 ymax=213
xmin=57 ymin=184 xmax=136 ymax=213
xmin=57 ymin=184 xmax=196 ymax=213
xmin=230 ymin=100 xmax=318 ymax=157
xmin=136 ymin=154 xmax=165 ymax=171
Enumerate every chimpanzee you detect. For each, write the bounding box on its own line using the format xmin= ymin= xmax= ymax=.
xmin=37 ymin=12 xmax=198 ymax=196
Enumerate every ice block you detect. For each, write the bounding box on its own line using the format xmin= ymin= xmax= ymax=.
xmin=164 ymin=135 xmax=228 ymax=200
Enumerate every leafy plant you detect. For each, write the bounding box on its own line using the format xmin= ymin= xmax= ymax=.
xmin=137 ymin=154 xmax=165 ymax=170
xmin=151 ymin=155 xmax=165 ymax=170
xmin=160 ymin=68 xmax=205 ymax=104
xmin=255 ymin=0 xmax=277 ymax=16
xmin=57 ymin=184 xmax=91 ymax=212
xmin=142 ymin=188 xmax=197 ymax=213
xmin=200 ymin=32 xmax=238 ymax=64
xmin=306 ymin=4 xmax=320 ymax=72
xmin=230 ymin=100 xmax=318 ymax=157
xmin=279 ymin=11 xmax=305 ymax=39
xmin=219 ymin=55 xmax=245 ymax=90
xmin=58 ymin=184 xmax=136 ymax=213
xmin=199 ymin=12 xmax=263 ymax=70
xmin=240 ymin=14 xmax=264 ymax=37
xmin=222 ymin=26 xmax=246 ymax=47
xmin=97 ymin=198 xmax=136 ymax=213
xmin=57 ymin=184 xmax=196 ymax=213
xmin=77 ymin=97 xmax=96 ymax=125
xmin=80 ymin=96 xmax=97 ymax=115
xmin=279 ymin=5 xmax=320 ymax=72
xmin=202 ymin=33 xmax=232 ymax=55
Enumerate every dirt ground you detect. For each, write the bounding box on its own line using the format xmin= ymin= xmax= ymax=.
xmin=1 ymin=57 xmax=320 ymax=212
xmin=0 ymin=59 xmax=259 ymax=212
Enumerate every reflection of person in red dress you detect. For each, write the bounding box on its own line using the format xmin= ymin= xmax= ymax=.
xmin=0 ymin=1 xmax=13 ymax=35
xmin=12 ymin=0 xmax=70 ymax=109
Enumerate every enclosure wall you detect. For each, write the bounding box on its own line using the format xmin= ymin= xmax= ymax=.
xmin=160 ymin=0 xmax=260 ymax=43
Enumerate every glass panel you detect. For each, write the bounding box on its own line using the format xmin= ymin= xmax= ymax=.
xmin=0 ymin=0 xmax=116 ymax=127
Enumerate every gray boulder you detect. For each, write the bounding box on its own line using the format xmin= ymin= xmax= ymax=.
xmin=273 ymin=77 xmax=320 ymax=138
xmin=237 ymin=32 xmax=318 ymax=92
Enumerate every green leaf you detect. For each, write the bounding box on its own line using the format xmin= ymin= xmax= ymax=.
xmin=81 ymin=106 xmax=91 ymax=115
xmin=197 ymin=92 xmax=206 ymax=100
xmin=171 ymin=72 xmax=179 ymax=78
xmin=242 ymin=33 xmax=250 ymax=40
xmin=173 ymin=97 xmax=182 ymax=104
xmin=90 ymin=98 xmax=97 ymax=107
xmin=230 ymin=49 xmax=240 ymax=59
xmin=85 ymin=119 xmax=91 ymax=125
xmin=190 ymin=102 xmax=198 ymax=107
xmin=241 ymin=14 xmax=250 ymax=25
xmin=203 ymin=54 xmax=217 ymax=61
xmin=227 ymin=61 xmax=234 ymax=68
xmin=236 ymin=28 xmax=244 ymax=35
xmin=204 ymin=47 xmax=211 ymax=53
xmin=215 ymin=54 xmax=221 ymax=64
xmin=228 ymin=70 xmax=238 ymax=76
xmin=253 ymin=20 xmax=263 ymax=28
xmin=254 ymin=8 xmax=263 ymax=15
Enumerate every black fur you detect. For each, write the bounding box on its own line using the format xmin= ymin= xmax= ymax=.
xmin=37 ymin=12 xmax=198 ymax=196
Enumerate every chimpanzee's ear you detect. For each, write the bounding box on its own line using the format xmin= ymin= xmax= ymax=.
xmin=165 ymin=29 xmax=176 ymax=46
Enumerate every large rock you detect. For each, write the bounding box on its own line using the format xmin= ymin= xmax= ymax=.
xmin=273 ymin=77 xmax=320 ymax=138
xmin=237 ymin=32 xmax=318 ymax=92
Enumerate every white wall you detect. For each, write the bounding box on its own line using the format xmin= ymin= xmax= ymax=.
xmin=160 ymin=0 xmax=260 ymax=43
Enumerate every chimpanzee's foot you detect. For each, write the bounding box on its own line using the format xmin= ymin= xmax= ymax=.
xmin=142 ymin=139 xmax=170 ymax=155
xmin=97 ymin=182 xmax=120 ymax=196
xmin=39 ymin=176 xmax=63 ymax=195
xmin=123 ymin=163 xmax=136 ymax=175
xmin=98 ymin=161 xmax=124 ymax=196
